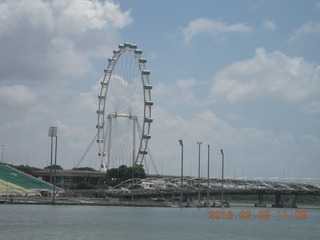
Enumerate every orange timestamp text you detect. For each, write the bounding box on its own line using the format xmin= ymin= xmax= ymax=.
xmin=208 ymin=210 xmax=308 ymax=220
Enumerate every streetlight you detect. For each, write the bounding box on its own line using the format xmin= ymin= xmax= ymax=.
xmin=207 ymin=144 xmax=210 ymax=207
xmin=48 ymin=127 xmax=57 ymax=183
xmin=48 ymin=126 xmax=58 ymax=204
xmin=197 ymin=142 xmax=202 ymax=202
xmin=179 ymin=139 xmax=183 ymax=204
xmin=1 ymin=144 xmax=4 ymax=165
xmin=132 ymin=119 xmax=135 ymax=202
xmin=220 ymin=149 xmax=224 ymax=207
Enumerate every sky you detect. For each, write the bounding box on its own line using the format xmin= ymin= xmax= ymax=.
xmin=0 ymin=0 xmax=319 ymax=179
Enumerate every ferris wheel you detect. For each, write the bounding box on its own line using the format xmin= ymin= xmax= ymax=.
xmin=96 ymin=42 xmax=153 ymax=172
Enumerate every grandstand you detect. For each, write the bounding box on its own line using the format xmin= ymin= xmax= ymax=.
xmin=0 ymin=165 xmax=61 ymax=197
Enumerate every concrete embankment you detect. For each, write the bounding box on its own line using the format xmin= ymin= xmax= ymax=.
xmin=0 ymin=197 xmax=172 ymax=207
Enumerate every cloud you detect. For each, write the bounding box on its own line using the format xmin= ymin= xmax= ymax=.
xmin=0 ymin=82 xmax=100 ymax=168
xmin=51 ymin=0 xmax=131 ymax=34
xmin=303 ymin=100 xmax=320 ymax=114
xmin=0 ymin=0 xmax=132 ymax=82
xmin=263 ymin=19 xmax=276 ymax=31
xmin=210 ymin=48 xmax=320 ymax=103
xmin=154 ymin=78 xmax=204 ymax=110
xmin=0 ymin=85 xmax=37 ymax=109
xmin=0 ymin=1 xmax=318 ymax=179
xmin=181 ymin=18 xmax=252 ymax=44
xmin=150 ymin=107 xmax=320 ymax=177
xmin=303 ymin=135 xmax=320 ymax=154
xmin=290 ymin=22 xmax=320 ymax=41
xmin=176 ymin=78 xmax=197 ymax=88
xmin=0 ymin=0 xmax=131 ymax=169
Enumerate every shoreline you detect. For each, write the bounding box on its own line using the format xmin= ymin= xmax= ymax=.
xmin=1 ymin=197 xmax=319 ymax=209
xmin=0 ymin=197 xmax=172 ymax=207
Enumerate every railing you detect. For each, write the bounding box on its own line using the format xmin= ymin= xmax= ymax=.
xmin=109 ymin=177 xmax=320 ymax=196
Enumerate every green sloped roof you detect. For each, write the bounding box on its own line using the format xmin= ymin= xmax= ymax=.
xmin=0 ymin=165 xmax=54 ymax=190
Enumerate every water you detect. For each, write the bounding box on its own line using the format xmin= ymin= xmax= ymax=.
xmin=0 ymin=205 xmax=319 ymax=240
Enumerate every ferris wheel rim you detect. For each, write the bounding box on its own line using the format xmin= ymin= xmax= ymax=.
xmin=96 ymin=42 xmax=152 ymax=172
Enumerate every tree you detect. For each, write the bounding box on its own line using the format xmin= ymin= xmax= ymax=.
xmin=70 ymin=182 xmax=98 ymax=189
xmin=44 ymin=165 xmax=63 ymax=170
xmin=105 ymin=165 xmax=146 ymax=186
xmin=12 ymin=165 xmax=40 ymax=174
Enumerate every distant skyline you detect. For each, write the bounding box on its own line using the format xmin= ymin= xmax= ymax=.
xmin=0 ymin=0 xmax=319 ymax=178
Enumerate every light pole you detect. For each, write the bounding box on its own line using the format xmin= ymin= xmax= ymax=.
xmin=220 ymin=149 xmax=224 ymax=207
xmin=53 ymin=134 xmax=58 ymax=204
xmin=48 ymin=128 xmax=55 ymax=183
xmin=197 ymin=142 xmax=202 ymax=202
xmin=207 ymin=144 xmax=210 ymax=207
xmin=1 ymin=144 xmax=4 ymax=165
xmin=132 ymin=148 xmax=134 ymax=202
xmin=179 ymin=140 xmax=183 ymax=204
xmin=48 ymin=126 xmax=58 ymax=204
xmin=132 ymin=119 xmax=135 ymax=202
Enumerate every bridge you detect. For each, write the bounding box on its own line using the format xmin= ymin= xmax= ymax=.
xmin=109 ymin=176 xmax=320 ymax=207
xmin=111 ymin=176 xmax=320 ymax=195
xmin=31 ymin=170 xmax=320 ymax=207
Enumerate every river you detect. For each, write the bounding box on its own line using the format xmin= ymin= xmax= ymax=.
xmin=0 ymin=204 xmax=319 ymax=240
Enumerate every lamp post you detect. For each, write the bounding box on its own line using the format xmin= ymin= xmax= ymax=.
xmin=48 ymin=127 xmax=57 ymax=183
xmin=53 ymin=134 xmax=58 ymax=204
xmin=48 ymin=126 xmax=58 ymax=204
xmin=220 ymin=149 xmax=224 ymax=207
xmin=197 ymin=142 xmax=202 ymax=202
xmin=132 ymin=148 xmax=134 ymax=202
xmin=207 ymin=144 xmax=210 ymax=207
xmin=179 ymin=140 xmax=183 ymax=204
xmin=132 ymin=119 xmax=135 ymax=202
xmin=1 ymin=144 xmax=4 ymax=165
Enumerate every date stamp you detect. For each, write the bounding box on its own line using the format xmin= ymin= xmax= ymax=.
xmin=208 ymin=210 xmax=308 ymax=220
